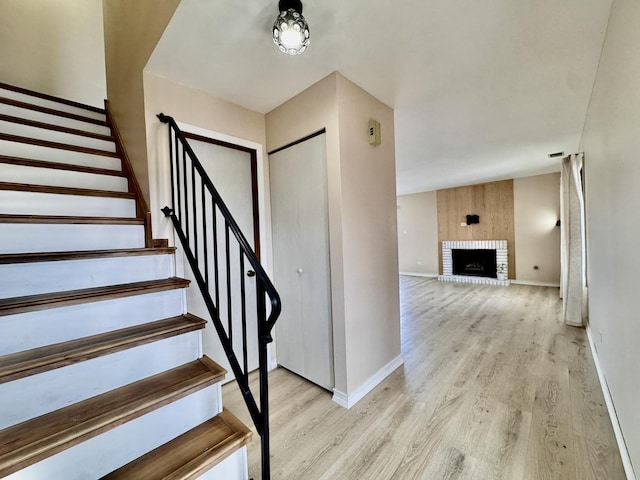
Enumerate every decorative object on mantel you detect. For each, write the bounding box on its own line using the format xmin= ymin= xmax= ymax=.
xmin=496 ymin=263 xmax=507 ymax=281
xmin=466 ymin=214 xmax=480 ymax=225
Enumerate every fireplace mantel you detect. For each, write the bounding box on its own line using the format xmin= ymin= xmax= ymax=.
xmin=439 ymin=240 xmax=510 ymax=286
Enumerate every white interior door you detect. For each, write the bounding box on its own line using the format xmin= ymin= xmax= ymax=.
xmin=185 ymin=136 xmax=259 ymax=375
xmin=270 ymin=133 xmax=334 ymax=390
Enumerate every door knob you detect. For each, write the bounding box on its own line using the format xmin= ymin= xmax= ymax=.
xmin=297 ymin=268 xmax=304 ymax=274
xmin=247 ymin=270 xmax=256 ymax=277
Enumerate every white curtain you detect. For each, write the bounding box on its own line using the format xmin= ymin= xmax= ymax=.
xmin=560 ymin=153 xmax=587 ymax=327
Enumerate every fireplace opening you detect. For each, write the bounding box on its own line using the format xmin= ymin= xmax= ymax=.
xmin=452 ymin=249 xmax=497 ymax=278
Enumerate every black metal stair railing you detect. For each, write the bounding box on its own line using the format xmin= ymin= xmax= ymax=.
xmin=157 ymin=113 xmax=281 ymax=480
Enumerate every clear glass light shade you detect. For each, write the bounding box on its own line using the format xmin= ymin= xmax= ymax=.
xmin=272 ymin=8 xmax=310 ymax=55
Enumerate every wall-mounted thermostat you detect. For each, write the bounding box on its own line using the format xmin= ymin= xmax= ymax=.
xmin=368 ymin=119 xmax=381 ymax=146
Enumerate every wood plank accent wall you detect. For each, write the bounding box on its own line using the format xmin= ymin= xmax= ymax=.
xmin=437 ymin=179 xmax=516 ymax=278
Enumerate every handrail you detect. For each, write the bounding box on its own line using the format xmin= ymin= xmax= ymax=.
xmin=157 ymin=113 xmax=281 ymax=480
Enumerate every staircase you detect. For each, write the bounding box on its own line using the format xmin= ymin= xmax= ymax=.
xmin=0 ymin=83 xmax=252 ymax=479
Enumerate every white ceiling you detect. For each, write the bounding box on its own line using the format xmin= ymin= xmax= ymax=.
xmin=147 ymin=0 xmax=612 ymax=194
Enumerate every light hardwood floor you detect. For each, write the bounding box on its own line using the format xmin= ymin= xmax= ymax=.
xmin=223 ymin=276 xmax=625 ymax=479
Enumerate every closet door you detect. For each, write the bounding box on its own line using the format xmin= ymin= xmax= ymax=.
xmin=269 ymin=133 xmax=334 ymax=390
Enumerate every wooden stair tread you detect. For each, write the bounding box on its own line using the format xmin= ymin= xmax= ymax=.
xmin=0 ymin=113 xmax=114 ymax=142
xmin=102 ymin=408 xmax=252 ymax=480
xmin=0 ymin=155 xmax=125 ymax=177
xmin=0 ymin=314 xmax=207 ymax=383
xmin=0 ymin=97 xmax=107 ymax=126
xmin=0 ymin=81 xmax=106 ymax=115
xmin=0 ymin=181 xmax=135 ymax=199
xmin=0 ymin=214 xmax=143 ymax=225
xmin=0 ymin=132 xmax=118 ymax=158
xmin=0 ymin=247 xmax=176 ymax=265
xmin=0 ymin=277 xmax=190 ymax=316
xmin=0 ymin=357 xmax=226 ymax=478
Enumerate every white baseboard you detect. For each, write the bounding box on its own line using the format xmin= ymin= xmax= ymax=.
xmin=332 ymin=355 xmax=404 ymax=409
xmin=511 ymin=279 xmax=560 ymax=287
xmin=331 ymin=389 xmax=350 ymax=408
xmin=585 ymin=325 xmax=637 ymax=480
xmin=399 ymin=272 xmax=439 ymax=278
xmin=401 ymin=275 xmax=561 ymax=288
xmin=268 ymin=357 xmax=278 ymax=371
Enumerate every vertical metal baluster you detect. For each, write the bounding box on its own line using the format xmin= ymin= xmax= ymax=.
xmin=202 ymin=179 xmax=209 ymax=286
xmin=225 ymin=222 xmax=233 ymax=346
xmin=168 ymin=129 xmax=175 ymax=213
xmin=257 ymin=281 xmax=271 ymax=480
xmin=212 ymin=201 xmax=220 ymax=315
xmin=183 ymin=146 xmax=190 ymax=250
xmin=240 ymin=253 xmax=248 ymax=375
xmin=191 ymin=160 xmax=198 ymax=265
xmin=174 ymin=131 xmax=182 ymax=227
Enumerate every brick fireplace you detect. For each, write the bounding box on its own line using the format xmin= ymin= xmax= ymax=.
xmin=439 ymin=240 xmax=510 ymax=286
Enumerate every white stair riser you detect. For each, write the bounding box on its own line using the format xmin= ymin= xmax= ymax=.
xmin=0 ymin=139 xmax=120 ymax=170
xmin=0 ymin=332 xmax=203 ymax=430
xmin=0 ymin=102 xmax=110 ymax=136
xmin=0 ymin=99 xmax=250 ymax=480
xmin=5 ymin=384 xmax=221 ymax=480
xmin=0 ymin=290 xmax=186 ymax=355
xmin=0 ymin=88 xmax=107 ymax=122
xmin=0 ymin=120 xmax=115 ymax=152
xmin=0 ymin=254 xmax=175 ymax=299
xmin=0 ymin=190 xmax=136 ymax=218
xmin=0 ymin=163 xmax=128 ymax=192
xmin=0 ymin=224 xmax=145 ymax=254
xmin=198 ymin=448 xmax=249 ymax=480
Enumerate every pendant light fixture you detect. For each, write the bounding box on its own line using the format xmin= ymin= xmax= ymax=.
xmin=272 ymin=0 xmax=310 ymax=55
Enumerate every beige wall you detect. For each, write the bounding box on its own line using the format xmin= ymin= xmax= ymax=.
xmin=0 ymin=0 xmax=106 ymax=106
xmin=102 ymin=0 xmax=180 ymax=204
xmin=397 ymin=174 xmax=560 ymax=284
xmin=266 ymin=72 xmax=401 ymax=399
xmin=513 ymin=173 xmax=561 ymax=285
xmin=143 ymin=72 xmax=266 ymax=242
xmin=580 ymin=0 xmax=640 ymax=471
xmin=397 ymin=191 xmax=439 ymax=275
xmin=336 ymin=73 xmax=401 ymax=393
